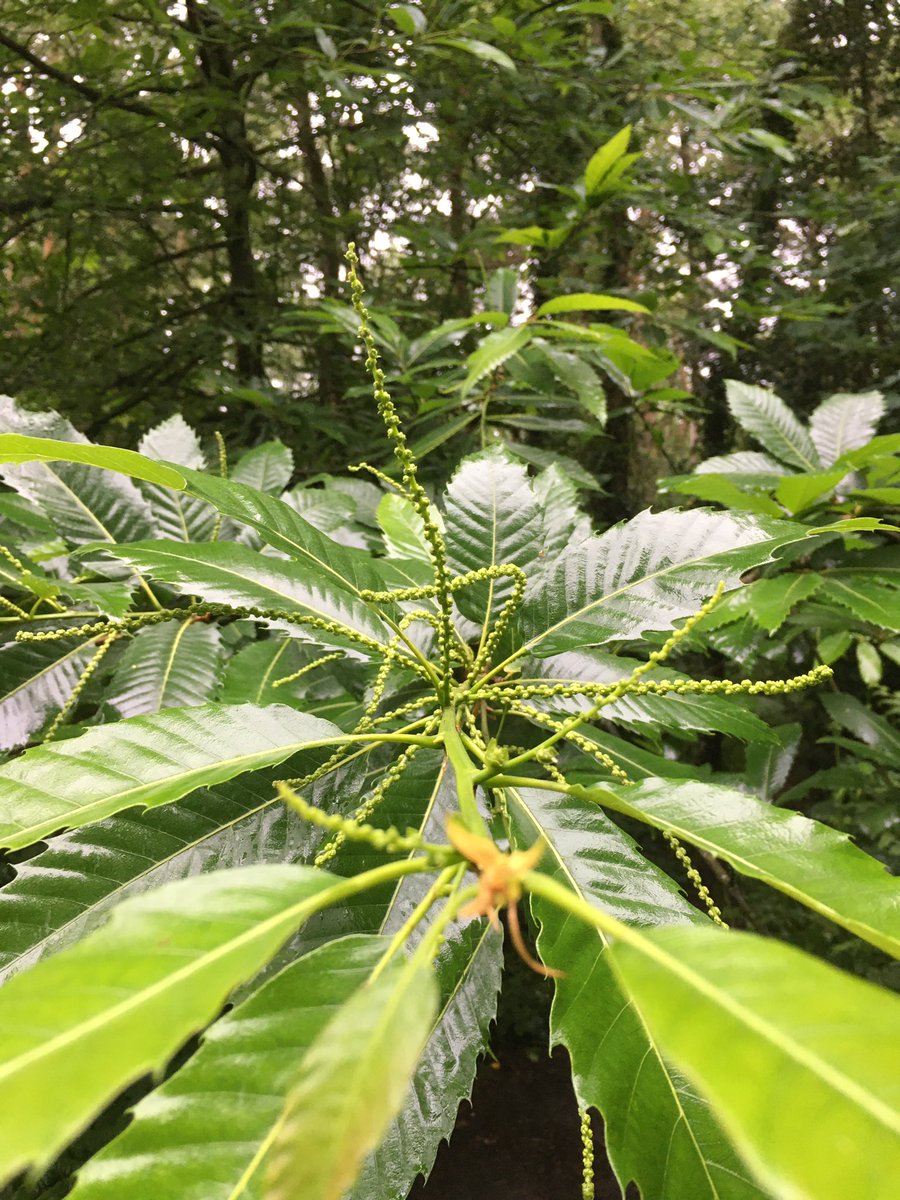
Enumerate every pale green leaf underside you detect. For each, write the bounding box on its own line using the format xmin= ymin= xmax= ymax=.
xmin=70 ymin=935 xmax=389 ymax=1200
xmin=575 ymin=778 xmax=900 ymax=958
xmin=0 ymin=703 xmax=346 ymax=849
xmin=612 ymin=926 xmax=900 ymax=1200
xmin=265 ymin=953 xmax=438 ymax=1200
xmin=809 ymin=390 xmax=885 ymax=467
xmin=508 ymin=786 xmax=765 ymax=1200
xmin=0 ymin=864 xmax=339 ymax=1185
xmin=725 ymin=381 xmax=820 ymax=472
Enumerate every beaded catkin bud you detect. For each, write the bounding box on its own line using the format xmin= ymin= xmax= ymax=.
xmin=580 ymin=1109 xmax=594 ymax=1200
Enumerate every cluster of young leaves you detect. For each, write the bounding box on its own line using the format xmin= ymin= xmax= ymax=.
xmin=0 ymin=331 xmax=898 ymax=1200
xmin=663 ymin=382 xmax=900 ymax=874
xmin=300 ymin=190 xmax=677 ymax=485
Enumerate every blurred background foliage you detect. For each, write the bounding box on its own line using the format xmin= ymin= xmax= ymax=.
xmin=1 ymin=0 xmax=897 ymax=518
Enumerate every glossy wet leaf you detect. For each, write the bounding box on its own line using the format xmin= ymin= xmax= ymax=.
xmin=612 ymin=926 xmax=900 ymax=1200
xmin=264 ymin=952 xmax=438 ymax=1200
xmin=520 ymin=508 xmax=808 ymax=657
xmin=70 ymin=935 xmax=389 ymax=1200
xmin=0 ymin=864 xmax=340 ymax=1185
xmin=575 ymin=777 xmax=900 ymax=957
xmin=98 ymin=540 xmax=394 ymax=651
xmin=508 ymin=786 xmax=765 ymax=1200
xmin=0 ymin=760 xmax=343 ymax=983
xmin=0 ymin=636 xmax=96 ymax=751
xmin=444 ymin=446 xmax=542 ymax=624
xmin=353 ymin=921 xmax=502 ymax=1199
xmin=0 ymin=703 xmax=348 ymax=849
xmin=104 ymin=619 xmax=223 ymax=717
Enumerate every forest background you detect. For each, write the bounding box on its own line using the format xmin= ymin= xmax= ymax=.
xmin=0 ymin=3 xmax=899 ymax=1196
xmin=2 ymin=0 xmax=897 ymax=520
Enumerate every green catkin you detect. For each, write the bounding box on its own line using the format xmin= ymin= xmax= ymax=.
xmin=0 ymin=544 xmax=26 ymax=574
xmin=16 ymin=601 xmax=428 ymax=676
xmin=0 ymin=593 xmax=29 ymax=619
xmin=277 ymin=781 xmax=435 ymax=857
xmin=314 ymin=740 xmax=425 ymax=867
xmin=348 ymin=461 xmax=404 ymax=493
xmin=210 ymin=429 xmax=228 ymax=542
xmin=580 ymin=1110 xmax=594 ymax=1200
xmin=346 ymin=243 xmax=455 ymax=697
xmin=506 ymin=701 xmax=631 ymax=784
xmin=43 ymin=634 xmax=118 ymax=743
xmin=665 ymin=832 xmax=728 ymax=928
xmin=480 ymin=663 xmax=832 ymax=705
xmin=272 ymin=651 xmax=343 ymax=690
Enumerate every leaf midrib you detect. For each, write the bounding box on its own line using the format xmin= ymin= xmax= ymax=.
xmin=623 ymin=933 xmax=900 ymax=1134
xmin=507 ymin=787 xmax=723 ymax=1199
xmin=0 ymin=881 xmax=333 ymax=1085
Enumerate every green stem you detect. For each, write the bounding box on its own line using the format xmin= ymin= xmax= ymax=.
xmin=523 ymin=868 xmax=636 ymax=947
xmin=441 ymin=707 xmax=489 ymax=835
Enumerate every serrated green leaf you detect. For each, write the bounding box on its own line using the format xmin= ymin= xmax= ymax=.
xmin=574 ymin=777 xmax=900 ymax=956
xmin=822 ymin=692 xmax=900 ymax=765
xmin=377 ymin=492 xmax=433 ymax=570
xmin=532 ymin=464 xmax=593 ymax=561
xmin=0 ymin=405 xmax=160 ymax=546
xmin=584 ymin=126 xmax=632 ymax=196
xmin=137 ymin=416 xmax=216 ymax=543
xmin=775 ymin=468 xmax=845 ymax=513
xmin=668 ymin=473 xmax=785 ymax=517
xmin=97 ymin=540 xmax=393 ymax=651
xmin=817 ymin=575 xmax=900 ymax=631
xmin=460 ymin=326 xmax=532 ymax=397
xmin=0 ymin=637 xmax=96 ymax=751
xmin=0 ymin=758 xmax=342 ymax=983
xmin=265 ymin=952 xmax=438 ymax=1200
xmin=0 ymin=703 xmax=350 ymax=849
xmin=694 ymin=450 xmax=789 ymax=478
xmin=69 ymin=934 xmax=389 ymax=1200
xmin=0 ymin=864 xmax=344 ymax=1185
xmin=520 ymin=508 xmax=809 ymax=657
xmin=104 ymin=619 xmax=223 ymax=717
xmin=744 ymin=723 xmax=801 ymax=801
xmin=444 ymin=446 xmax=542 ymax=624
xmin=725 ymin=381 xmax=820 ymax=471
xmin=353 ymin=922 xmax=502 ymax=1200
xmin=810 ymin=391 xmax=885 ymax=467
xmin=537 ymin=292 xmax=648 ymax=317
xmin=0 ymin=439 xmax=399 ymax=600
xmin=536 ymin=346 xmax=607 ymax=425
xmin=508 ymin=786 xmax=764 ymax=1200
xmin=746 ymin=573 xmax=822 ymax=632
xmin=611 ymin=926 xmax=900 ymax=1200
xmin=232 ymin=441 xmax=294 ymax=494
xmin=176 ymin=469 xmax=402 ymax=597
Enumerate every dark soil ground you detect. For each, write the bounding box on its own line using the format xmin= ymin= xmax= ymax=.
xmin=411 ymin=1043 xmax=621 ymax=1200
